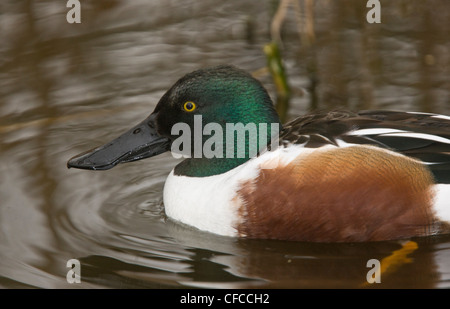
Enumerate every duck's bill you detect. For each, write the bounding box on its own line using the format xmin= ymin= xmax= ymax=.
xmin=67 ymin=115 xmax=170 ymax=170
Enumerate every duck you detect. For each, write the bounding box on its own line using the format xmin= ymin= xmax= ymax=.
xmin=67 ymin=65 xmax=450 ymax=242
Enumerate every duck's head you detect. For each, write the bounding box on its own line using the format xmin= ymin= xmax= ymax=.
xmin=68 ymin=65 xmax=281 ymax=177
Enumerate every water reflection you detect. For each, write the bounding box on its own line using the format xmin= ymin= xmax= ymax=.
xmin=0 ymin=0 xmax=449 ymax=289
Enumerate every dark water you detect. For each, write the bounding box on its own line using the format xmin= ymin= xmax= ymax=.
xmin=0 ymin=0 xmax=449 ymax=289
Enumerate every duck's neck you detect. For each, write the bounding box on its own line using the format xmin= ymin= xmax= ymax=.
xmin=173 ymin=121 xmax=281 ymax=177
xmin=174 ymin=157 xmax=247 ymax=177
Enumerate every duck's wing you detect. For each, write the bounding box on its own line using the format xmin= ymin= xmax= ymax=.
xmin=280 ymin=110 xmax=450 ymax=184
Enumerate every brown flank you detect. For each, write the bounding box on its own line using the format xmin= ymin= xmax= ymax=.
xmin=236 ymin=146 xmax=437 ymax=242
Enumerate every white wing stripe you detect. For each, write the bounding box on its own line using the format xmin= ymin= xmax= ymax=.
xmin=379 ymin=133 xmax=450 ymax=144
xmin=404 ymin=111 xmax=450 ymax=121
xmin=348 ymin=129 xmax=450 ymax=144
xmin=348 ymin=128 xmax=407 ymax=135
xmin=431 ymin=115 xmax=450 ymax=121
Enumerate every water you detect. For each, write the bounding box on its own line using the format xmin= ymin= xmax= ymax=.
xmin=0 ymin=0 xmax=449 ymax=289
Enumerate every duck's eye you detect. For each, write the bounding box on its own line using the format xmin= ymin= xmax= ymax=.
xmin=183 ymin=101 xmax=196 ymax=112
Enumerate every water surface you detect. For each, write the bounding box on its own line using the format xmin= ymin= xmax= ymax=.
xmin=0 ymin=0 xmax=449 ymax=289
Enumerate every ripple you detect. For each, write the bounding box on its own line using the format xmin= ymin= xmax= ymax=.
xmin=1 ymin=0 xmax=450 ymax=289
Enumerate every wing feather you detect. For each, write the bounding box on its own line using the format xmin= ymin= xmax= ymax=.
xmin=280 ymin=110 xmax=450 ymax=183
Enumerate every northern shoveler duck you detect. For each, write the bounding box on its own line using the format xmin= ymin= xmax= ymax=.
xmin=68 ymin=65 xmax=450 ymax=242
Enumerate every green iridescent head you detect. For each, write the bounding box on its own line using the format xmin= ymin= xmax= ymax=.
xmin=67 ymin=65 xmax=281 ymax=177
xmin=153 ymin=65 xmax=281 ymax=176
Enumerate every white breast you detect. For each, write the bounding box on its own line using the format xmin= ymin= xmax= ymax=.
xmin=162 ymin=144 xmax=315 ymax=236
xmin=163 ymin=168 xmax=244 ymax=237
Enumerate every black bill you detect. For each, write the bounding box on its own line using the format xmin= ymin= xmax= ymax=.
xmin=67 ymin=113 xmax=170 ymax=170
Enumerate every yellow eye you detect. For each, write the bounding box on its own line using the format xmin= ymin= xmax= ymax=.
xmin=183 ymin=101 xmax=196 ymax=112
